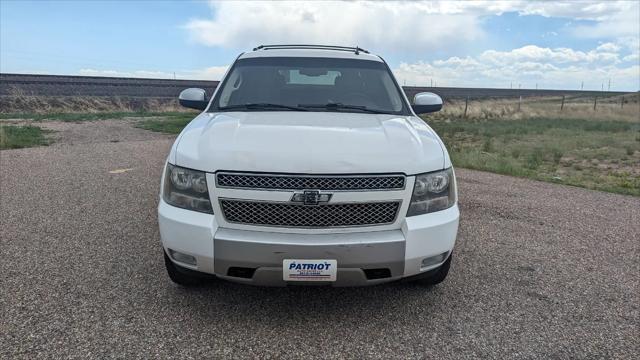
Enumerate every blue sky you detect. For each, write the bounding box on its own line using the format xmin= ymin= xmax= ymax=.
xmin=1 ymin=0 xmax=639 ymax=90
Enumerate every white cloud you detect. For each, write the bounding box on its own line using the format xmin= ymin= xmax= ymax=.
xmin=478 ymin=44 xmax=624 ymax=65
xmin=185 ymin=1 xmax=638 ymax=51
xmin=617 ymin=36 xmax=640 ymax=64
xmin=433 ymin=56 xmax=482 ymax=69
xmin=393 ymin=44 xmax=639 ymax=91
xmin=184 ymin=1 xmax=485 ymax=51
xmin=617 ymin=37 xmax=640 ymax=53
xmin=623 ymin=53 xmax=639 ymax=62
xmin=510 ymin=1 xmax=634 ymax=21
xmin=571 ymin=3 xmax=640 ymax=39
xmin=596 ymin=42 xmax=621 ymax=53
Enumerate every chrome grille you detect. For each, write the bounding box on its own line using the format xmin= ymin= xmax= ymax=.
xmin=220 ymin=199 xmax=401 ymax=228
xmin=216 ymin=173 xmax=405 ymax=191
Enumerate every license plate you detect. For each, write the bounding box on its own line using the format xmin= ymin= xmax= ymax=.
xmin=283 ymin=259 xmax=337 ymax=282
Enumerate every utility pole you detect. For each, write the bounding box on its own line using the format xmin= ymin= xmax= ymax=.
xmin=581 ymin=81 xmax=584 ymax=91
xmin=430 ymin=78 xmax=433 ymax=87
xmin=536 ymin=83 xmax=538 ymax=90
xmin=601 ymin=83 xmax=604 ymax=91
xmin=608 ymin=78 xmax=611 ymax=92
xmin=510 ymin=81 xmax=513 ymax=89
xmin=173 ymin=72 xmax=176 ymax=80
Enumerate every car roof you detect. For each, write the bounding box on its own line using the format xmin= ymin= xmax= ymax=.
xmin=239 ymin=45 xmax=384 ymax=62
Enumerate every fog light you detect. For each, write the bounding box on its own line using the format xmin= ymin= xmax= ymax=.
xmin=169 ymin=249 xmax=197 ymax=266
xmin=421 ymin=252 xmax=448 ymax=269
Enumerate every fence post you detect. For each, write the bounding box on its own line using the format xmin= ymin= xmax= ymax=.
xmin=518 ymin=96 xmax=522 ymax=112
xmin=464 ymin=97 xmax=468 ymax=118
xmin=621 ymin=96 xmax=624 ymax=109
xmin=560 ymin=95 xmax=565 ymax=111
xmin=593 ymin=97 xmax=597 ymax=111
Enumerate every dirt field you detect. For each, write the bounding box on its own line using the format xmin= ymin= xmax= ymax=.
xmin=1 ymin=120 xmax=638 ymax=358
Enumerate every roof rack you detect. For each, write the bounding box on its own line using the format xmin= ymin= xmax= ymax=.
xmin=252 ymin=44 xmax=369 ymax=55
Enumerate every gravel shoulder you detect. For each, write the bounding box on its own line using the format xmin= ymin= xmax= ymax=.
xmin=1 ymin=120 xmax=638 ymax=359
xmin=1 ymin=118 xmax=174 ymax=146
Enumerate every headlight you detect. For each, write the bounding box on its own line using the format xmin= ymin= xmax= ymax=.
xmin=407 ymin=168 xmax=456 ymax=216
xmin=163 ymin=163 xmax=213 ymax=214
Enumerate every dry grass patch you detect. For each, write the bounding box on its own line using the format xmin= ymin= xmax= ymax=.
xmin=430 ymin=94 xmax=639 ymax=123
xmin=427 ymin=97 xmax=640 ymax=196
xmin=0 ymin=95 xmax=189 ymax=114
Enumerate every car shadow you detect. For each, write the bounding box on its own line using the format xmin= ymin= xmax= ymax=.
xmin=160 ymin=277 xmax=448 ymax=327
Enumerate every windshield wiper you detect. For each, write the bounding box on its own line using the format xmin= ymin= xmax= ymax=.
xmin=218 ymin=103 xmax=309 ymax=111
xmin=298 ymin=103 xmax=394 ymax=114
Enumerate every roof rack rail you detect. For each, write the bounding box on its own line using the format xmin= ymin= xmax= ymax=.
xmin=252 ymin=44 xmax=369 ymax=55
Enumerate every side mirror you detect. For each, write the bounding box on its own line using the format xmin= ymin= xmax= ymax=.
xmin=179 ymin=88 xmax=208 ymax=111
xmin=412 ymin=92 xmax=443 ymax=114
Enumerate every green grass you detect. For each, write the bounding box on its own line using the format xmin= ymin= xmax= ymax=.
xmin=135 ymin=113 xmax=195 ymax=134
xmin=429 ymin=116 xmax=640 ymax=196
xmin=0 ymin=125 xmax=51 ymax=149
xmin=0 ymin=111 xmax=193 ymax=122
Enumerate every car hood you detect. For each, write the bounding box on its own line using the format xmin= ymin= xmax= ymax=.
xmin=174 ymin=111 xmax=445 ymax=174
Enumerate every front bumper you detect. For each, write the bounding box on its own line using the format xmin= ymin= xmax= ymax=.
xmin=158 ymin=199 xmax=459 ymax=286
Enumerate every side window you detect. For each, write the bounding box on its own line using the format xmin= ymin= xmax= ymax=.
xmin=285 ymin=70 xmax=341 ymax=85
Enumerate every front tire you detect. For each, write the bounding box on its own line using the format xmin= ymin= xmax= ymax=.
xmin=164 ymin=251 xmax=208 ymax=286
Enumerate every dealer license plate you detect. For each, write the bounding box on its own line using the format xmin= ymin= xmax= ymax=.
xmin=283 ymin=259 xmax=337 ymax=282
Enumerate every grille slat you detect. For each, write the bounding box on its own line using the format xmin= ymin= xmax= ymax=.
xmin=220 ymin=200 xmax=400 ymax=228
xmin=217 ymin=173 xmax=405 ymax=191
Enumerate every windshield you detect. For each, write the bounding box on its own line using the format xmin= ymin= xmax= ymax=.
xmin=210 ymin=57 xmax=409 ymax=115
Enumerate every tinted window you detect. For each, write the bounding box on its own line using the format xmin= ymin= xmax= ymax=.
xmin=211 ymin=57 xmax=408 ymax=114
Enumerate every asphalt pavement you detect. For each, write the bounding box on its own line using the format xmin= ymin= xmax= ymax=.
xmin=1 ymin=120 xmax=638 ymax=359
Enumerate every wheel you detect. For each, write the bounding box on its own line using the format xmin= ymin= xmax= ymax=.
xmin=164 ymin=251 xmax=209 ymax=286
xmin=409 ymin=253 xmax=452 ymax=286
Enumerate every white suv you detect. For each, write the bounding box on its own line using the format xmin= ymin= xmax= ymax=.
xmin=159 ymin=45 xmax=459 ymax=287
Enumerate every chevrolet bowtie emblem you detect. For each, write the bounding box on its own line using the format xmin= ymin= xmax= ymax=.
xmin=290 ymin=190 xmax=332 ymax=205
